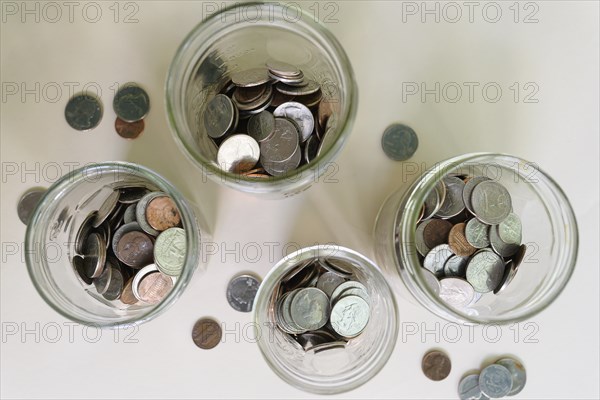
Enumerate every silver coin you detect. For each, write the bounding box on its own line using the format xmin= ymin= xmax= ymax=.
xmin=92 ymin=189 xmax=120 ymax=228
xmin=422 ymin=185 xmax=440 ymax=221
xmin=72 ymin=255 xmax=92 ymax=285
xmin=231 ymin=68 xmax=270 ymax=87
xmin=471 ymin=181 xmax=512 ymax=225
xmin=424 ymin=244 xmax=454 ymax=278
xmin=276 ymin=80 xmax=320 ymax=96
xmin=330 ymin=295 xmax=370 ymax=338
xmin=217 ymin=134 xmax=260 ymax=173
xmin=303 ymin=134 xmax=320 ymax=164
xmin=319 ymin=257 xmax=355 ymax=278
xmin=226 ymin=274 xmax=261 ymax=312
xmin=296 ymin=331 xmax=333 ymax=351
xmin=435 ymin=176 xmax=466 ymax=218
xmin=316 ymin=272 xmax=345 ymax=297
xmin=498 ymin=212 xmax=522 ymax=245
xmin=280 ymin=289 xmax=306 ymax=334
xmin=266 ymin=60 xmax=302 ymax=78
xmin=17 ymin=188 xmax=46 ymax=225
xmin=489 ymin=225 xmax=520 ymax=257
xmin=234 ymin=84 xmax=273 ymax=112
xmin=118 ymin=186 xmax=149 ymax=204
xmin=290 ymin=287 xmax=330 ymax=331
xmin=465 ymin=218 xmax=491 ymax=249
xmin=444 ymin=255 xmax=468 ymax=277
xmin=439 ymin=278 xmax=475 ymax=308
xmin=317 ymin=114 xmax=338 ymax=157
xmin=336 ymin=287 xmax=370 ymax=304
xmin=463 ymin=176 xmax=491 ymax=214
xmin=458 ymin=374 xmax=488 ymax=400
xmin=123 ymin=203 xmax=137 ymax=224
xmin=416 ymin=220 xmax=433 ymax=257
xmin=93 ymin=260 xmax=112 ymax=295
xmin=262 ymin=142 xmax=301 ymax=176
xmin=381 ymin=123 xmax=419 ymax=161
xmin=154 ymin=227 xmax=186 ymax=277
xmin=247 ymin=110 xmax=275 ymax=142
xmin=330 ymin=281 xmax=367 ymax=303
xmin=203 ymin=94 xmax=236 ymax=139
xmin=273 ymin=102 xmax=315 ymax=143
xmin=493 ymin=259 xmax=519 ymax=295
xmin=495 ymin=358 xmax=526 ymax=396
xmin=75 ymin=212 xmax=97 ymax=254
xmin=421 ymin=269 xmax=441 ymax=295
xmin=260 ymin=117 xmax=299 ymax=163
xmin=270 ymin=72 xmax=305 ymax=86
xmin=113 ymin=84 xmax=150 ymax=122
xmin=135 ymin=192 xmax=164 ymax=236
xmin=65 ymin=93 xmax=103 ymax=131
xmin=112 ymin=222 xmax=142 ymax=254
xmin=466 ymin=249 xmax=505 ymax=293
xmin=479 ymin=364 xmax=513 ymax=398
xmin=83 ymin=232 xmax=106 ymax=279
xmin=102 ymin=267 xmax=124 ymax=301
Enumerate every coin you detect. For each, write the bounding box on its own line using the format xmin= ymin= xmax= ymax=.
xmin=439 ymin=278 xmax=475 ymax=308
xmin=123 ymin=204 xmax=137 ymax=224
xmin=102 ymin=267 xmax=124 ymax=301
xmin=421 ymin=350 xmax=452 ymax=381
xmin=231 ymin=68 xmax=270 ymax=87
xmin=296 ymin=90 xmax=323 ymax=108
xmin=154 ymin=227 xmax=186 ymax=277
xmin=192 ymin=318 xmax=222 ymax=350
xmin=415 ymin=220 xmax=433 ymax=256
xmin=421 ymin=269 xmax=441 ymax=295
xmin=465 ymin=218 xmax=490 ymax=249
xmin=145 ymin=195 xmax=181 ymax=232
xmin=260 ymin=117 xmax=299 ymax=163
xmin=495 ymin=358 xmax=526 ymax=396
xmin=296 ymin=331 xmax=335 ymax=351
xmin=262 ymin=144 xmax=301 ymax=177
xmin=119 ymin=187 xmax=149 ymax=204
xmin=330 ymin=295 xmax=370 ymax=338
xmin=466 ymin=249 xmax=505 ymax=293
xmin=498 ymin=212 xmax=522 ymax=245
xmin=316 ymin=272 xmax=345 ymax=297
xmin=115 ymin=117 xmax=145 ymax=139
xmin=494 ymin=259 xmax=519 ymax=295
xmin=247 ymin=110 xmax=275 ymax=142
xmin=136 ymin=192 xmax=164 ymax=236
xmin=462 ymin=176 xmax=490 ymax=214
xmin=458 ymin=374 xmax=487 ymax=400
xmin=424 ymin=244 xmax=454 ymax=278
xmin=226 ymin=274 xmax=261 ymax=312
xmin=266 ymin=60 xmax=302 ymax=78
xmin=113 ymin=84 xmax=150 ymax=122
xmin=276 ymin=80 xmax=320 ymax=96
xmin=17 ymin=188 xmax=46 ymax=225
xmin=303 ymin=134 xmax=320 ymax=164
xmin=235 ymin=84 xmax=273 ymax=113
xmin=93 ymin=262 xmax=113 ymax=295
xmin=422 ymin=184 xmax=443 ymax=221
xmin=330 ymin=281 xmax=368 ymax=304
xmin=83 ymin=232 xmax=106 ymax=279
xmin=290 ymin=288 xmax=330 ymax=331
xmin=471 ymin=181 xmax=512 ymax=225
xmin=120 ymin=277 xmax=138 ymax=305
xmin=435 ymin=177 xmax=466 ymax=218
xmin=444 ymin=255 xmax=468 ymax=277
xmin=217 ymin=134 xmax=260 ymax=173
xmin=448 ymin=223 xmax=476 ymax=257
xmin=381 ymin=123 xmax=419 ymax=161
xmin=423 ymin=219 xmax=453 ymax=249
xmin=204 ymin=94 xmax=237 ymax=139
xmin=65 ymin=93 xmax=103 ymax=131
xmin=116 ymin=230 xmax=154 ymax=268
xmin=320 ymin=257 xmax=355 ymax=278
xmin=131 ymin=264 xmax=158 ymax=300
xmin=92 ymin=189 xmax=120 ymax=228
xmin=73 ymin=255 xmax=92 ymax=285
xmin=112 ymin=221 xmax=142 ymax=254
xmin=137 ymin=271 xmax=173 ymax=305
xmin=479 ymin=364 xmax=513 ymax=398
xmin=489 ymin=225 xmax=520 ymax=257
xmin=233 ymin=84 xmax=267 ymax=104
xmin=273 ymin=102 xmax=314 ymax=142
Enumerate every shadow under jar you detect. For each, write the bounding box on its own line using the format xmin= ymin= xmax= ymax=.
xmin=253 ymin=245 xmax=398 ymax=394
xmin=166 ymin=2 xmax=357 ymax=197
xmin=25 ymin=162 xmax=203 ymax=328
xmin=374 ymin=153 xmax=579 ymax=325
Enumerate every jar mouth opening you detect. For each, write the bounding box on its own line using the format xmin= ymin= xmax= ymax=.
xmin=395 ymin=152 xmax=579 ymax=324
xmin=165 ymin=2 xmax=358 ymax=192
xmin=253 ymin=245 xmax=398 ymax=394
xmin=24 ymin=162 xmax=199 ymax=328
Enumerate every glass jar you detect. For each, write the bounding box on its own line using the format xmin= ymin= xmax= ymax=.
xmin=166 ymin=2 xmax=357 ymax=197
xmin=253 ymin=245 xmax=398 ymax=394
xmin=374 ymin=153 xmax=578 ymax=324
xmin=25 ymin=162 xmax=205 ymax=328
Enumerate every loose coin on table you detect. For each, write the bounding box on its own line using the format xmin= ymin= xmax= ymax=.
xmin=192 ymin=318 xmax=222 ymax=350
xmin=226 ymin=274 xmax=261 ymax=312
xmin=495 ymin=357 xmax=527 ymax=396
xmin=115 ymin=117 xmax=145 ymax=139
xmin=421 ymin=350 xmax=452 ymax=381
xmin=65 ymin=93 xmax=103 ymax=131
xmin=17 ymin=188 xmax=46 ymax=225
xmin=113 ymin=84 xmax=150 ymax=122
xmin=381 ymin=123 xmax=419 ymax=161
xmin=479 ymin=364 xmax=513 ymax=398
xmin=458 ymin=374 xmax=487 ymax=400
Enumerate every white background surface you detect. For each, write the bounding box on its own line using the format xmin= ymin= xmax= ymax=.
xmin=1 ymin=1 xmax=599 ymax=398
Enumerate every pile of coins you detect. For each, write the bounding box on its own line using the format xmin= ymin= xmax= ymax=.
xmin=202 ymin=60 xmax=337 ymax=177
xmin=458 ymin=357 xmax=526 ymax=399
xmin=413 ymin=174 xmax=526 ymax=308
xmin=272 ymin=257 xmax=371 ymax=351
xmin=72 ymin=186 xmax=186 ymax=305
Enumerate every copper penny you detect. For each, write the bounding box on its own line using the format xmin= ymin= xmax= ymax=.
xmin=448 ymin=222 xmax=477 ymax=257
xmin=145 ymin=196 xmax=181 ymax=232
xmin=116 ymin=230 xmax=154 ymax=268
xmin=422 ymin=350 xmax=451 ymax=381
xmin=120 ymin=277 xmax=138 ymax=305
xmin=137 ymin=272 xmax=173 ymax=305
xmin=192 ymin=318 xmax=222 ymax=350
xmin=233 ymin=84 xmax=266 ymax=104
xmin=423 ymin=219 xmax=453 ymax=249
xmin=115 ymin=117 xmax=145 ymax=139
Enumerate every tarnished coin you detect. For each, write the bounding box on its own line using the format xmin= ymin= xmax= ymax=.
xmin=136 ymin=192 xmax=164 ymax=236
xmin=102 ymin=267 xmax=124 ymax=301
xmin=115 ymin=117 xmax=144 ymax=139
xmin=466 ymin=249 xmax=505 ymax=293
xmin=444 ymin=255 xmax=468 ymax=277
xmin=489 ymin=225 xmax=520 ymax=257
xmin=204 ymin=94 xmax=236 ymax=139
xmin=498 ymin=212 xmax=522 ymax=245
xmin=479 ymin=364 xmax=513 ymax=398
xmin=17 ymin=188 xmax=46 ymax=225
xmin=416 ymin=220 xmax=433 ymax=257
xmin=435 ymin=176 xmax=466 ymax=218
xmin=119 ymin=187 xmax=149 ymax=204
xmin=75 ymin=212 xmax=97 ymax=254
xmin=192 ymin=318 xmax=222 ymax=350
xmin=494 ymin=258 xmax=520 ymax=295
xmin=226 ymin=274 xmax=261 ymax=312
xmin=463 ymin=176 xmax=490 ymax=214
xmin=247 ymin=111 xmax=275 ymax=142
xmin=92 ymin=189 xmax=120 ymax=228
xmin=154 ymin=227 xmax=186 ymax=276
xmin=234 ymin=84 xmax=273 ymax=114
xmin=471 ymin=181 xmax=512 ymax=225
xmin=217 ymin=134 xmax=260 ymax=173
xmin=439 ymin=278 xmax=475 ymax=308
xmin=73 ymin=255 xmax=92 ymax=285
xmin=273 ymin=102 xmax=314 ymax=142
xmin=421 ymin=269 xmax=441 ymax=295
xmin=276 ymin=80 xmax=320 ymax=96
xmin=262 ymin=143 xmax=301 ymax=176
xmin=330 ymin=295 xmax=370 ymax=338
xmin=120 ymin=277 xmax=138 ymax=305
xmin=137 ymin=271 xmax=173 ymax=304
xmin=83 ymin=232 xmax=107 ymax=279
xmin=295 ymin=90 xmax=323 ymax=108
xmin=316 ymin=272 xmax=345 ymax=297
xmin=65 ymin=93 xmax=103 ymax=131
xmin=260 ymin=118 xmax=299 ymax=163
xmin=93 ymin=262 xmax=112 ymax=295
xmin=112 ymin=221 xmax=142 ymax=254
xmin=231 ymin=68 xmax=270 ymax=87
xmin=465 ymin=218 xmax=490 ymax=249
xmin=495 ymin=358 xmax=526 ymax=396
xmin=317 ymin=98 xmax=334 ymax=133
xmin=458 ymin=374 xmax=486 ymax=400
xmin=303 ymin=134 xmax=320 ymax=164
xmin=421 ymin=350 xmax=452 ymax=381
xmin=422 ymin=182 xmax=444 ymax=221
xmin=116 ymin=230 xmax=154 ymax=268
xmin=423 ymin=219 xmax=453 ymax=249
xmin=290 ymin=288 xmax=330 ymax=331
xmin=233 ymin=84 xmax=266 ymax=104
xmin=448 ymin=223 xmax=476 ymax=257
xmin=113 ymin=84 xmax=150 ymax=122
xmin=123 ymin=204 xmax=137 ymax=224
xmin=424 ymin=244 xmax=454 ymax=277
xmin=381 ymin=123 xmax=419 ymax=161
xmin=145 ymin=195 xmax=181 ymax=232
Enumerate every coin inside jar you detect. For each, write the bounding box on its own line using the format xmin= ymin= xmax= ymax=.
xmin=145 ymin=195 xmax=181 ymax=231
xmin=116 ymin=230 xmax=154 ymax=268
xmin=136 ymin=271 xmax=173 ymax=305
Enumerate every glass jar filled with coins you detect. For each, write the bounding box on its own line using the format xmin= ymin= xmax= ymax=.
xmin=374 ymin=153 xmax=578 ymax=324
xmin=166 ymin=2 xmax=357 ymax=197
xmin=253 ymin=245 xmax=398 ymax=394
xmin=24 ymin=162 xmax=205 ymax=327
